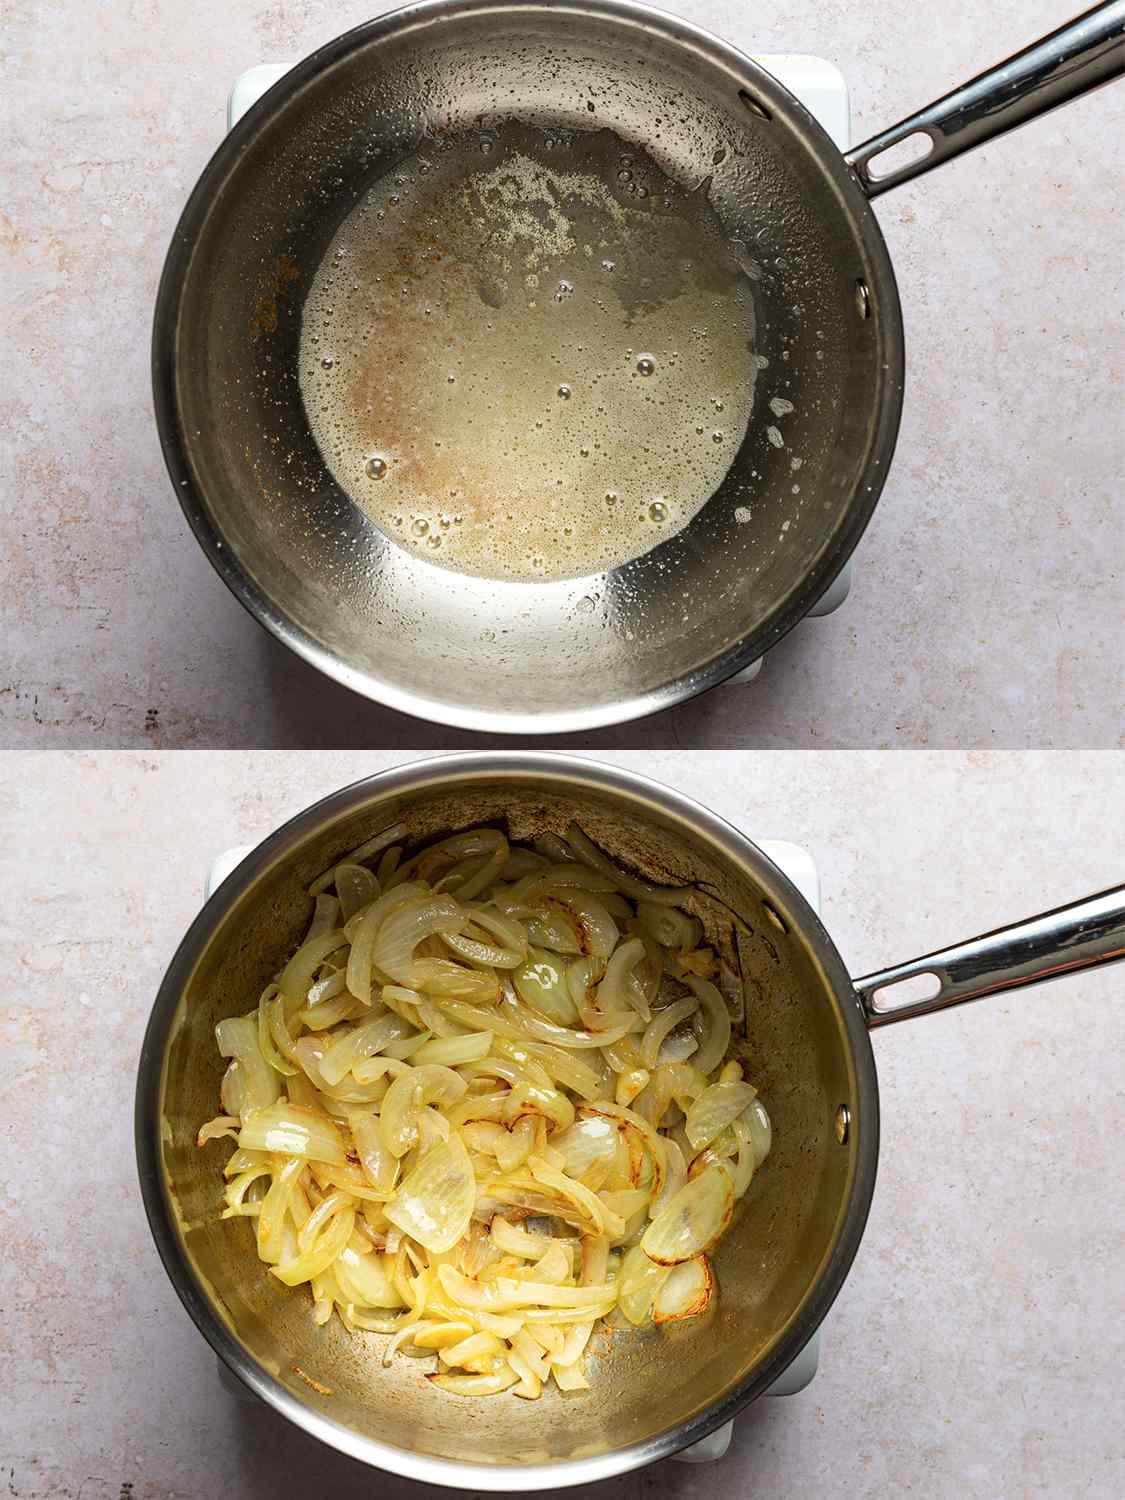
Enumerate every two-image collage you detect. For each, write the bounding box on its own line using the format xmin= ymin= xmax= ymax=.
xmin=2 ymin=2 xmax=1122 ymax=1497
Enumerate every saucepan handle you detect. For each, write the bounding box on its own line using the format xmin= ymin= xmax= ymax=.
xmin=845 ymin=1 xmax=1125 ymax=197
xmin=854 ymin=883 xmax=1125 ymax=1027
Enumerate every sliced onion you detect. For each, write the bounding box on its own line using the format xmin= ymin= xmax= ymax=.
xmin=513 ymin=950 xmax=579 ymax=1026
xmin=643 ymin=1130 xmax=682 ymax=1213
xmin=411 ymin=1321 xmax=475 ymax=1350
xmin=410 ymin=960 xmax=500 ymax=1003
xmin=272 ymin=1204 xmax=355 ymax=1286
xmin=351 ymin=1056 xmax=410 ymax=1086
xmin=509 ymin=863 xmax=619 ymax=902
xmin=526 ymin=909 xmax=580 ymax=954
xmin=458 ymin=1053 xmax=548 ymax=1090
xmin=373 ymin=893 xmax=465 ymax=985
xmin=202 ymin=820 xmax=780 ymax=1406
xmin=617 ymin=1244 xmax=673 ymax=1324
xmin=237 ymin=1102 xmax=347 ymax=1164
xmin=305 ymin=893 xmax=342 ymax=942
xmin=729 ymin=1117 xmax=756 ymax=1198
xmin=532 ymin=890 xmax=619 ymax=961
xmin=439 ymin=1329 xmax=505 ymax=1369
xmin=429 ymin=1369 xmax=518 ymax=1396
xmin=448 ymin=1090 xmax=508 ymax=1130
xmin=216 ymin=1014 xmax=282 ymax=1118
xmin=411 ymin=995 xmax=474 ymax=1039
xmin=333 ymin=1245 xmax=403 ymax=1308
xmin=511 ymin=1329 xmax=550 ymax=1381
xmin=495 ymin=985 xmax=636 ymax=1051
xmin=279 ymin=929 xmax=349 ymax=1006
xmin=683 ymin=975 xmax=731 ymax=1077
xmin=298 ymin=986 xmax=357 ymax=1032
xmin=684 ymin=1081 xmax=759 ymax=1152
xmin=525 ymin=1241 xmax=571 ymax=1286
xmin=412 ymin=1032 xmax=493 ymax=1066
xmin=614 ymin=1068 xmax=650 ymax=1109
xmin=346 ymin=1108 xmax=398 ymax=1194
xmin=444 ymin=906 xmax=528 ymax=966
xmin=578 ymin=1101 xmax=666 ymax=1198
xmin=492 ymin=1277 xmax=617 ymax=1311
xmin=319 ymin=1014 xmax=412 ymax=1086
xmin=197 ymin=1115 xmax=241 ymax=1147
xmin=566 ymin=956 xmax=602 ymax=1021
xmin=641 ymin=1163 xmax=733 ymax=1265
xmin=601 ymin=1035 xmax=646 ymax=1077
xmin=527 ymin=1157 xmax=621 ymax=1237
xmin=636 ymin=900 xmax=703 ymax=950
xmin=257 ymin=985 xmax=298 ymax=1077
xmin=400 ymin=829 xmax=507 ymax=896
xmin=381 ymin=1030 xmax=433 ymax=1061
xmin=593 ymin=938 xmax=649 ymax=1024
xmin=503 ymin=1080 xmax=575 ymax=1133
xmin=442 ymin=927 xmax=522 ymax=969
xmin=602 ymin=1188 xmax=650 ymax=1222
xmin=744 ymin=1096 xmax=772 ymax=1167
xmin=550 ymin=1117 xmax=618 ymax=1179
xmin=551 ymin=1360 xmax=590 ymax=1390
xmin=505 ymin=1039 xmax=611 ymax=1103
xmin=308 ymin=823 xmax=408 ymax=895
xmin=657 ymin=1031 xmax=699 ymax=1064
xmin=533 ymin=832 xmax=575 ymax=863
xmin=291 ymin=1037 xmax=391 ymax=1105
xmin=565 ymin=823 xmax=693 ymax=906
xmin=640 ymin=996 xmax=700 ymax=1071
xmin=501 ymin=848 xmax=549 ymax=881
xmin=344 ymin=882 xmax=428 ymax=1002
xmin=651 ymin=1254 xmax=714 ymax=1324
xmin=381 ymin=1064 xmax=468 ymax=1158
xmin=491 ymin=1216 xmax=551 ymax=1260
xmin=384 ymin=1135 xmax=475 ymax=1254
xmin=522 ymin=1300 xmax=616 ymax=1325
xmin=494 ymin=1116 xmax=536 ymax=1174
xmin=334 ymin=863 xmax=379 ymax=921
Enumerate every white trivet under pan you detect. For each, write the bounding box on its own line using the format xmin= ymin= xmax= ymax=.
xmin=205 ymin=836 xmax=825 ymax=1461
xmin=226 ymin=50 xmax=853 ymax=689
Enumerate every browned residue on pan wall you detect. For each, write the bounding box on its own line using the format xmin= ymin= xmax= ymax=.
xmin=251 ymin=253 xmax=300 ymax=337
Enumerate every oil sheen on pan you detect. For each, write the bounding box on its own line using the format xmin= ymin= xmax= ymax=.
xmin=299 ymin=122 xmax=760 ymax=582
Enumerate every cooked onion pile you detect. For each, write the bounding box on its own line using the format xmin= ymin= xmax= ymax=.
xmin=199 ymin=822 xmax=771 ymax=1398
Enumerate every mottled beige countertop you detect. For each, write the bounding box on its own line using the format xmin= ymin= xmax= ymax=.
xmin=2 ymin=749 xmax=1123 ymax=1496
xmin=1 ymin=1 xmax=1123 ymax=749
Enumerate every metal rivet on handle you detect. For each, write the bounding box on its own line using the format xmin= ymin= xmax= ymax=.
xmin=855 ymin=279 xmax=871 ymax=320
xmin=835 ymin=1104 xmax=851 ymax=1144
xmin=738 ymin=88 xmax=772 ymax=123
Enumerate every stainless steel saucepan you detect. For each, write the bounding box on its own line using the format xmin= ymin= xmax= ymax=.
xmin=135 ymin=752 xmax=1125 ymax=1489
xmin=153 ymin=0 xmax=1125 ymax=734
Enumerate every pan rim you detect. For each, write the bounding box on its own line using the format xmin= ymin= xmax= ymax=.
xmin=135 ymin=750 xmax=880 ymax=1488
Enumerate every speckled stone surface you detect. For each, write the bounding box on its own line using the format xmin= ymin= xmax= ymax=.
xmin=2 ymin=749 xmax=1123 ymax=1496
xmin=1 ymin=1 xmax=1122 ymax=749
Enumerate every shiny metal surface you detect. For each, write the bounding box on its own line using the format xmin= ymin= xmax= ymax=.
xmin=847 ymin=2 xmax=1125 ymax=196
xmin=153 ymin=0 xmax=904 ymax=733
xmin=137 ymin=753 xmax=878 ymax=1488
xmin=856 ymin=882 xmax=1125 ymax=1025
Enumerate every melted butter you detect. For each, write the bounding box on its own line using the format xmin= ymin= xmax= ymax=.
xmin=300 ymin=122 xmax=757 ymax=581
